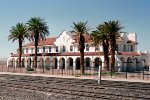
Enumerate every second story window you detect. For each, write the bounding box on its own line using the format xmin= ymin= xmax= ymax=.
xmin=56 ymin=46 xmax=58 ymax=52
xmin=131 ymin=45 xmax=133 ymax=51
xmin=49 ymin=47 xmax=51 ymax=52
xmin=62 ymin=46 xmax=66 ymax=52
xmin=124 ymin=44 xmax=126 ymax=51
xmin=26 ymin=48 xmax=28 ymax=53
xmin=116 ymin=44 xmax=118 ymax=51
xmin=95 ymin=46 xmax=100 ymax=51
xmin=70 ymin=45 xmax=73 ymax=51
xmin=86 ymin=44 xmax=89 ymax=51
xmin=31 ymin=48 xmax=33 ymax=53
xmin=43 ymin=47 xmax=45 ymax=53
xmin=37 ymin=47 xmax=39 ymax=52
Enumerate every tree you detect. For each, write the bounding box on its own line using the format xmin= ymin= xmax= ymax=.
xmin=72 ymin=21 xmax=90 ymax=74
xmin=27 ymin=17 xmax=49 ymax=68
xmin=102 ymin=20 xmax=124 ymax=72
xmin=8 ymin=23 xmax=29 ymax=68
xmin=91 ymin=24 xmax=109 ymax=71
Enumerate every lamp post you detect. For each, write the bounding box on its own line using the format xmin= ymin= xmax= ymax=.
xmin=142 ymin=59 xmax=145 ymax=80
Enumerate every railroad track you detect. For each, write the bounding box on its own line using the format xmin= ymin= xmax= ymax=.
xmin=0 ymin=74 xmax=150 ymax=99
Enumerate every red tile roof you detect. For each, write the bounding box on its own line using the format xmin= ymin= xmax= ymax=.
xmin=11 ymin=52 xmax=104 ymax=57
xmin=117 ymin=51 xmax=140 ymax=56
xmin=11 ymin=51 xmax=146 ymax=57
xmin=23 ymin=37 xmax=57 ymax=47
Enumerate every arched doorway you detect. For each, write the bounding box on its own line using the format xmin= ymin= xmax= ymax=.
xmin=94 ymin=57 xmax=102 ymax=68
xmin=67 ymin=58 xmax=73 ymax=70
xmin=85 ymin=57 xmax=91 ymax=69
xmin=120 ymin=57 xmax=125 ymax=72
xmin=22 ymin=58 xmax=25 ymax=68
xmin=27 ymin=58 xmax=32 ymax=68
xmin=76 ymin=58 xmax=80 ymax=70
xmin=39 ymin=58 xmax=44 ymax=69
xmin=135 ymin=58 xmax=140 ymax=71
xmin=53 ymin=58 xmax=58 ymax=69
xmin=126 ymin=57 xmax=132 ymax=72
xmin=45 ymin=58 xmax=50 ymax=70
xmin=59 ymin=58 xmax=65 ymax=69
xmin=16 ymin=58 xmax=19 ymax=67
xmin=11 ymin=58 xmax=15 ymax=67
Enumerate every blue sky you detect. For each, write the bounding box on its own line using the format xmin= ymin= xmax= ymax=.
xmin=0 ymin=0 xmax=150 ymax=58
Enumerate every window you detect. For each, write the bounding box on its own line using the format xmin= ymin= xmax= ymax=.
xmin=37 ymin=48 xmax=39 ymax=52
xmin=86 ymin=44 xmax=89 ymax=51
xmin=62 ymin=46 xmax=66 ymax=52
xmin=49 ymin=47 xmax=51 ymax=52
xmin=26 ymin=48 xmax=28 ymax=53
xmin=78 ymin=46 xmax=80 ymax=51
xmin=131 ymin=45 xmax=133 ymax=51
xmin=70 ymin=45 xmax=73 ymax=51
xmin=31 ymin=48 xmax=33 ymax=53
xmin=124 ymin=44 xmax=126 ymax=51
xmin=116 ymin=44 xmax=118 ymax=51
xmin=56 ymin=46 xmax=58 ymax=52
xmin=43 ymin=47 xmax=45 ymax=52
xmin=95 ymin=46 xmax=99 ymax=51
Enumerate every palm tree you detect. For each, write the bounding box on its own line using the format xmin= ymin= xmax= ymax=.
xmin=8 ymin=23 xmax=29 ymax=68
xmin=27 ymin=17 xmax=49 ymax=68
xmin=72 ymin=21 xmax=90 ymax=74
xmin=102 ymin=20 xmax=124 ymax=72
xmin=91 ymin=24 xmax=109 ymax=71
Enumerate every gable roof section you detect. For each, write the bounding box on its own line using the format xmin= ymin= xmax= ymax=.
xmin=72 ymin=33 xmax=93 ymax=43
xmin=23 ymin=37 xmax=57 ymax=47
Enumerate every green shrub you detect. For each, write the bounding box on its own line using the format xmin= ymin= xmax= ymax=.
xmin=45 ymin=66 xmax=50 ymax=70
xmin=26 ymin=67 xmax=34 ymax=71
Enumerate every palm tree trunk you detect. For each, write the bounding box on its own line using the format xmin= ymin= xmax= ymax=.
xmin=34 ymin=33 xmax=39 ymax=69
xmin=18 ymin=39 xmax=22 ymax=68
xmin=110 ymin=36 xmax=116 ymax=72
xmin=80 ymin=50 xmax=84 ymax=74
xmin=79 ymin=34 xmax=85 ymax=74
xmin=34 ymin=41 xmax=38 ymax=68
xmin=103 ymin=41 xmax=109 ymax=71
